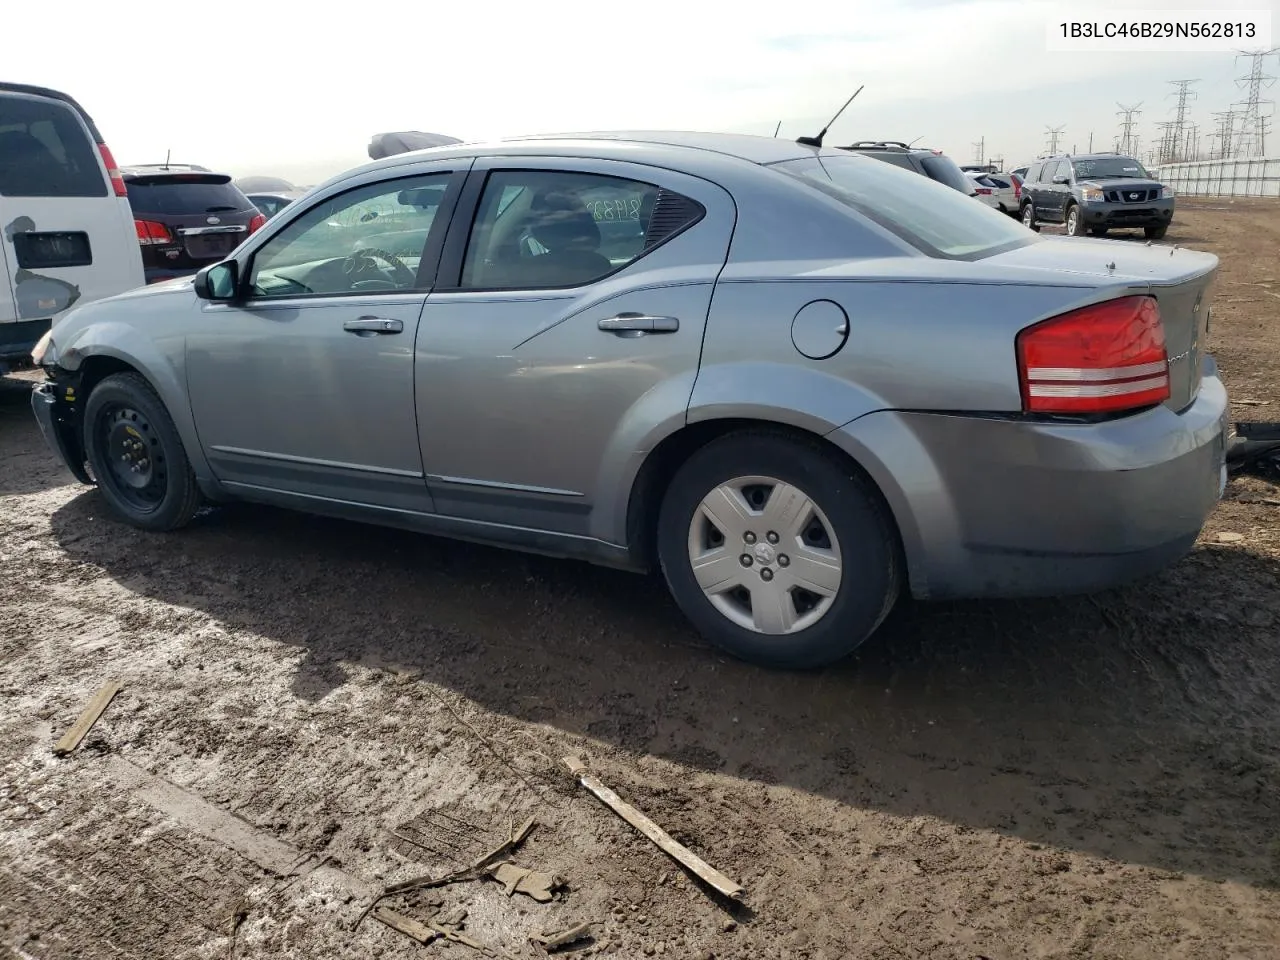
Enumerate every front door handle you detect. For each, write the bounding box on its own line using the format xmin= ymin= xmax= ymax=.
xmin=343 ymin=316 xmax=403 ymax=335
xmin=597 ymin=313 xmax=680 ymax=335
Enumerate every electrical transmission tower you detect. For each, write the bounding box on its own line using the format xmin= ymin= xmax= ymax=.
xmin=1163 ymin=79 xmax=1199 ymax=163
xmin=1044 ymin=125 xmax=1065 ymax=155
xmin=1116 ymin=102 xmax=1142 ymax=155
xmin=972 ymin=137 xmax=985 ymax=163
xmin=1234 ymin=48 xmax=1279 ymax=156
xmin=1155 ymin=121 xmax=1177 ymax=164
xmin=1186 ymin=123 xmax=1201 ymax=161
xmin=1212 ymin=110 xmax=1239 ymax=158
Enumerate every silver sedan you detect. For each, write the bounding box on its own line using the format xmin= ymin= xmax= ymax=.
xmin=30 ymin=131 xmax=1229 ymax=669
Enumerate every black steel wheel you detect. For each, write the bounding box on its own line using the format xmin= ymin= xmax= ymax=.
xmin=83 ymin=372 xmax=202 ymax=530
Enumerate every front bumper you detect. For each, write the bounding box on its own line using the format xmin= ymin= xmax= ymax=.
xmin=1080 ymin=198 xmax=1175 ymax=228
xmin=830 ymin=362 xmax=1228 ymax=600
xmin=31 ymin=380 xmax=93 ymax=484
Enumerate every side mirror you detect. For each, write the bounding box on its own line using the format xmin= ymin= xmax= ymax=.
xmin=1052 ymin=174 xmax=1070 ymax=185
xmin=193 ymin=261 xmax=239 ymax=301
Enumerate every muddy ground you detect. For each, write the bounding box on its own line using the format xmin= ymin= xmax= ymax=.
xmin=2 ymin=199 xmax=1279 ymax=960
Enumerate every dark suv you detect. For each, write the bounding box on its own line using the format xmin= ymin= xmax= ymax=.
xmin=122 ymin=167 xmax=265 ymax=283
xmin=836 ymin=141 xmax=978 ymax=196
xmin=1019 ymin=153 xmax=1175 ymax=239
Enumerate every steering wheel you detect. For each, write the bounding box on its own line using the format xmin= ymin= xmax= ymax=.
xmin=341 ymin=247 xmax=416 ymax=287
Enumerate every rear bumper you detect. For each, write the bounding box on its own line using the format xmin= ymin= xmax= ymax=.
xmin=1081 ymin=199 xmax=1175 ymax=228
xmin=0 ymin=318 xmax=51 ymax=363
xmin=828 ymin=361 xmax=1229 ymax=600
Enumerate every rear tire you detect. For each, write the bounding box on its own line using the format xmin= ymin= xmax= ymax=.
xmin=1145 ymin=225 xmax=1168 ymax=240
xmin=83 ymin=372 xmax=202 ymax=531
xmin=655 ymin=431 xmax=901 ymax=670
xmin=1021 ymin=203 xmax=1040 ymax=232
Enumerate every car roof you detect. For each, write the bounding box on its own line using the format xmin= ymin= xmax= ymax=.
xmin=493 ymin=130 xmax=828 ymax=165
xmin=0 ymin=80 xmax=103 ymax=142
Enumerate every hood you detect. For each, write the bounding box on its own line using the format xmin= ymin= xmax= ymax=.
xmin=1079 ymin=178 xmax=1163 ymax=192
xmin=368 ymin=131 xmax=464 ymax=160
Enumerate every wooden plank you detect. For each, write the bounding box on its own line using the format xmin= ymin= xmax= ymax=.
xmin=373 ymin=906 xmax=440 ymax=944
xmin=563 ymin=756 xmax=744 ymax=901
xmin=53 ymin=681 xmax=123 ymax=756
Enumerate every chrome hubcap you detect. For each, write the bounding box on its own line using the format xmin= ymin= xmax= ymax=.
xmin=687 ymin=476 xmax=842 ymax=635
xmin=1068 ymin=211 xmax=1078 ymax=234
xmin=1023 ymin=207 xmax=1033 ymax=226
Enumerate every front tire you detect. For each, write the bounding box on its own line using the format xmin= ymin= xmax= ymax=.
xmin=656 ymin=431 xmax=901 ymax=669
xmin=1065 ymin=203 xmax=1081 ymax=236
xmin=1021 ymin=203 xmax=1040 ymax=232
xmin=83 ymin=372 xmax=202 ymax=531
xmin=1145 ymin=225 xmax=1168 ymax=240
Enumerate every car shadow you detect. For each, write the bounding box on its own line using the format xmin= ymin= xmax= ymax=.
xmin=47 ymin=491 xmax=1280 ymax=890
xmin=0 ymin=372 xmax=79 ymax=498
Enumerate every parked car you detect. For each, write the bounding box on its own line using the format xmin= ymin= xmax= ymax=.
xmin=837 ymin=141 xmax=978 ymax=196
xmin=965 ymin=171 xmax=1019 ymax=216
xmin=0 ymin=81 xmax=143 ymax=371
xmin=29 ymin=131 xmax=1227 ymax=670
xmin=245 ymin=190 xmax=306 ymax=219
xmin=121 ymin=167 xmax=266 ymax=283
xmin=1019 ymin=153 xmax=1175 ymax=239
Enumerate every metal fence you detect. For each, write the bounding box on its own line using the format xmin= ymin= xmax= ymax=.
xmin=1152 ymin=157 xmax=1280 ymax=197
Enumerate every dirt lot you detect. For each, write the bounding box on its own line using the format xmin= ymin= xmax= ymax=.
xmin=2 ymin=199 xmax=1279 ymax=960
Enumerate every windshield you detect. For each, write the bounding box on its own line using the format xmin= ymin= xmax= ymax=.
xmin=1071 ymin=157 xmax=1150 ymax=180
xmin=773 ymin=154 xmax=1035 ymax=260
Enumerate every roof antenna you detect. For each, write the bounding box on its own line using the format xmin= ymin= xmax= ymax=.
xmin=907 ymin=136 xmax=924 ymax=147
xmin=163 ymin=148 xmax=171 ymax=170
xmin=796 ymin=84 xmax=864 ymax=148
xmin=773 ymin=120 xmax=782 ymax=138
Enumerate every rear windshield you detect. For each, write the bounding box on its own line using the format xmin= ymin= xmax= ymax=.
xmin=774 ymin=154 xmax=1035 ymax=260
xmin=0 ymin=93 xmax=107 ymax=198
xmin=126 ymin=176 xmax=252 ymax=215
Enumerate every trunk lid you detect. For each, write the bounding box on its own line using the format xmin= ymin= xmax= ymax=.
xmin=988 ymin=237 xmax=1216 ymax=412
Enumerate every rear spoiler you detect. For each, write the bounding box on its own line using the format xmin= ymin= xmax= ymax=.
xmin=123 ymin=172 xmax=233 ymax=186
xmin=368 ymin=131 xmax=463 ymax=160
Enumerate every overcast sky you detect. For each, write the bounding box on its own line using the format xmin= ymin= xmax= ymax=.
xmin=6 ymin=0 xmax=1277 ymax=184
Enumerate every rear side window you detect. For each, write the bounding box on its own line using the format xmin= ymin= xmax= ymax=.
xmin=774 ymin=154 xmax=1035 ymax=260
xmin=126 ymin=176 xmax=252 ymax=215
xmin=0 ymin=93 xmax=106 ymax=198
xmin=858 ymin=151 xmax=914 ymax=171
xmin=920 ymin=155 xmax=975 ymax=194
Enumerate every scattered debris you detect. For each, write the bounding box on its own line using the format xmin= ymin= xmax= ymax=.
xmin=224 ymin=899 xmax=249 ymax=960
xmin=373 ymin=906 xmax=440 ymax=945
xmin=355 ymin=817 xmax=539 ymax=929
xmin=562 ymin=756 xmax=744 ymax=901
xmin=53 ymin=681 xmax=123 ymax=756
xmin=531 ymin=921 xmax=593 ymax=951
xmin=1216 ymin=531 xmax=1246 ymax=543
xmin=487 ymin=860 xmax=564 ymax=901
xmin=1232 ymin=398 xmax=1272 ymax=406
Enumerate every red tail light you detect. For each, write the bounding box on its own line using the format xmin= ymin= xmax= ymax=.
xmin=248 ymin=212 xmax=267 ymax=234
xmin=98 ymin=143 xmax=127 ymax=197
xmin=1017 ymin=296 xmax=1170 ymax=415
xmin=1011 ymin=174 xmax=1022 ymax=200
xmin=975 ymin=187 xmax=993 ymax=195
xmin=135 ymin=219 xmax=174 ymax=245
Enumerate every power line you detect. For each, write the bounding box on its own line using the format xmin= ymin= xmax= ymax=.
xmin=1044 ymin=125 xmax=1065 ymax=154
xmin=1116 ymin=102 xmax=1142 ymax=155
xmin=1234 ymin=48 xmax=1279 ymax=156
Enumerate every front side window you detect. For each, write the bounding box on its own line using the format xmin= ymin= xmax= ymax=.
xmin=247 ymin=173 xmax=452 ymax=298
xmin=1040 ymin=160 xmax=1061 ymax=182
xmin=459 ymin=170 xmax=702 ymax=291
xmin=774 ymin=154 xmax=1035 ymax=260
xmin=0 ymin=94 xmax=106 ymax=198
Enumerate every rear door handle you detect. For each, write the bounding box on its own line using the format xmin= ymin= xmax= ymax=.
xmin=343 ymin=316 xmax=403 ymax=335
xmin=597 ymin=313 xmax=680 ymax=335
